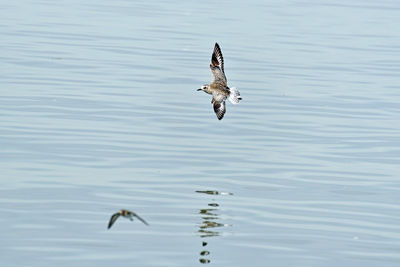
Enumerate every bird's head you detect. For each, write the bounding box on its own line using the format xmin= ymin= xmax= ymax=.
xmin=197 ymin=84 xmax=209 ymax=92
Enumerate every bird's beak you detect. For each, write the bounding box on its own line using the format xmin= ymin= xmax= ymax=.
xmin=197 ymin=88 xmax=202 ymax=91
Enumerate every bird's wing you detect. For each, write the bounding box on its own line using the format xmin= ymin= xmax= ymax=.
xmin=210 ymin=43 xmax=227 ymax=85
xmin=108 ymin=212 xmax=121 ymax=229
xmin=212 ymin=100 xmax=226 ymax=120
xmin=132 ymin=212 xmax=149 ymax=226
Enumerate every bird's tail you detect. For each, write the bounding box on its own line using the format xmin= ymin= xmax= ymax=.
xmin=228 ymin=87 xmax=242 ymax=104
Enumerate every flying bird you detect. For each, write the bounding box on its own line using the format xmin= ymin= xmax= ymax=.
xmin=197 ymin=43 xmax=241 ymax=120
xmin=107 ymin=209 xmax=149 ymax=229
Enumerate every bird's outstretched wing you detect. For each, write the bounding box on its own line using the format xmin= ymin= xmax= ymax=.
xmin=210 ymin=43 xmax=227 ymax=85
xmin=212 ymin=99 xmax=226 ymax=120
xmin=108 ymin=212 xmax=121 ymax=229
xmin=131 ymin=212 xmax=149 ymax=226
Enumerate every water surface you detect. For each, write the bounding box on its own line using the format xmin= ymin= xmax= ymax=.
xmin=1 ymin=0 xmax=400 ymax=266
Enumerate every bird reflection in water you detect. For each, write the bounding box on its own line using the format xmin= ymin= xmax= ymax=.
xmin=196 ymin=190 xmax=232 ymax=264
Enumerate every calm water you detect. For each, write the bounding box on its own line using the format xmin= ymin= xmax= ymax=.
xmin=1 ymin=0 xmax=400 ymax=266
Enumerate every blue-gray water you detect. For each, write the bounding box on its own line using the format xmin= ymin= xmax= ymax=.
xmin=1 ymin=0 xmax=400 ymax=266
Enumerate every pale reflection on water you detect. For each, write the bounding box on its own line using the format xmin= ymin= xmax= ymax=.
xmin=196 ymin=190 xmax=233 ymax=264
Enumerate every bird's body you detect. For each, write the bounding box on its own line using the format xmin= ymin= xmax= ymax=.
xmin=197 ymin=43 xmax=241 ymax=120
xmin=107 ymin=209 xmax=149 ymax=229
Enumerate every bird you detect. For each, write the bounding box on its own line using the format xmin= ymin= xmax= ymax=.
xmin=197 ymin=43 xmax=241 ymax=120
xmin=107 ymin=209 xmax=149 ymax=229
